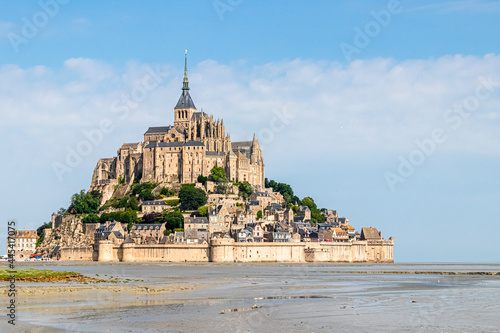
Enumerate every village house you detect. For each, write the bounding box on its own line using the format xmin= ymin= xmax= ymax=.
xmin=283 ymin=208 xmax=294 ymax=223
xmin=142 ymin=200 xmax=168 ymax=214
xmin=264 ymin=231 xmax=291 ymax=243
xmin=184 ymin=220 xmax=209 ymax=244
xmin=248 ymin=222 xmax=264 ymax=242
xmin=332 ymin=228 xmax=349 ymax=242
xmin=230 ymin=208 xmax=246 ymax=234
xmin=184 ymin=216 xmax=209 ymax=231
xmin=322 ymin=209 xmax=338 ymax=224
xmin=309 ymin=231 xmax=324 ymax=242
xmin=248 ymin=191 xmax=272 ymax=209
xmin=297 ymin=206 xmax=311 ymax=220
xmin=174 ymin=231 xmax=185 ymax=243
xmin=129 ymin=223 xmax=166 ymax=244
xmin=337 ymin=216 xmax=349 ymax=227
xmin=9 ymin=230 xmax=38 ymax=259
xmin=208 ymin=205 xmax=232 ymax=234
xmin=236 ymin=229 xmax=253 ymax=242
xmin=319 ymin=229 xmax=333 ymax=241
xmin=343 ymin=225 xmax=356 ymax=241
xmin=95 ymin=222 xmax=125 ymax=245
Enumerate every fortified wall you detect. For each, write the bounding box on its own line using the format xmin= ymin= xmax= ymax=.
xmin=58 ymin=238 xmax=394 ymax=263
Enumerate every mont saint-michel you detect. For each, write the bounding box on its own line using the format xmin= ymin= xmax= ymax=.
xmin=31 ymin=53 xmax=393 ymax=263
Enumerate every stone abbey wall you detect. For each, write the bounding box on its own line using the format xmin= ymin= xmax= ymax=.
xmin=58 ymin=247 xmax=94 ymax=261
xmin=83 ymin=239 xmax=394 ymax=263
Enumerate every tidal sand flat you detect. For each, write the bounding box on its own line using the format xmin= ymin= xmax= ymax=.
xmin=2 ymin=262 xmax=500 ymax=332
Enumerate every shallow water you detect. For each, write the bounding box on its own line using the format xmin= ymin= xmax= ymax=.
xmin=3 ymin=262 xmax=500 ymax=332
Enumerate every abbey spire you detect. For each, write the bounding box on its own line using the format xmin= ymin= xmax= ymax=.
xmin=174 ymin=50 xmax=196 ymax=127
xmin=182 ymin=49 xmax=189 ymax=90
xmin=175 ymin=49 xmax=196 ymax=111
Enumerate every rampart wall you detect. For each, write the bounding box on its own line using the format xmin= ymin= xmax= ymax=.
xmin=81 ymin=239 xmax=394 ymax=263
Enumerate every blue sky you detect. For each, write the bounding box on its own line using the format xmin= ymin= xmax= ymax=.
xmin=1 ymin=0 xmax=500 ymax=262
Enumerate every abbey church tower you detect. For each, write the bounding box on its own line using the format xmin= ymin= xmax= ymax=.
xmin=91 ymin=51 xmax=265 ymax=192
xmin=174 ymin=50 xmax=197 ymax=129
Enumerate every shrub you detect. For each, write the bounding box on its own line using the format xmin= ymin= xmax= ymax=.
xmin=160 ymin=187 xmax=174 ymax=197
xmin=197 ymin=206 xmax=209 ymax=217
xmin=197 ymin=175 xmax=208 ymax=185
xmin=165 ymin=199 xmax=180 ymax=206
xmin=83 ymin=213 xmax=100 ymax=224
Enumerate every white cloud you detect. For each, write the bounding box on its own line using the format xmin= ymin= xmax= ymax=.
xmin=1 ymin=54 xmax=500 ymax=181
xmin=0 ymin=20 xmax=15 ymax=37
xmin=64 ymin=57 xmax=115 ymax=82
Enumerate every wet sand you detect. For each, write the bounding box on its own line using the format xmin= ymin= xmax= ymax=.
xmin=1 ymin=262 xmax=500 ymax=332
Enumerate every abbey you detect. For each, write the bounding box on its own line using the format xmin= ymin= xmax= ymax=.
xmin=90 ymin=53 xmax=265 ymax=191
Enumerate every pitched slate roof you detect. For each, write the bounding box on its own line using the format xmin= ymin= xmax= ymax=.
xmin=192 ymin=111 xmax=207 ymax=118
xmin=132 ymin=224 xmax=162 ymax=230
xmin=184 ymin=217 xmax=209 ymax=224
xmin=231 ymin=141 xmax=252 ymax=149
xmin=206 ymin=151 xmax=224 ymax=156
xmin=145 ymin=126 xmax=172 ymax=134
xmin=145 ymin=140 xmax=205 ymax=149
xmin=96 ymin=222 xmax=118 ymax=233
xmin=294 ymin=216 xmax=305 ymax=222
xmin=112 ymin=231 xmax=124 ymax=239
xmin=142 ymin=200 xmax=167 ymax=206
xmin=175 ymin=89 xmax=196 ymax=109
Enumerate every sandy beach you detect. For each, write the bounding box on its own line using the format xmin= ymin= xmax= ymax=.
xmin=1 ymin=262 xmax=500 ymax=332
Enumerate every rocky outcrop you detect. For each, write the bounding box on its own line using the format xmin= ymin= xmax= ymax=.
xmin=38 ymin=215 xmax=95 ymax=254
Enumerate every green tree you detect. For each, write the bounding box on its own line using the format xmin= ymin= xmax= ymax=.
xmin=163 ymin=210 xmax=184 ymax=231
xmin=257 ymin=210 xmax=263 ymax=220
xmin=142 ymin=212 xmax=161 ymax=224
xmin=197 ymin=175 xmax=208 ymax=185
xmin=82 ymin=213 xmax=100 ymax=224
xmin=238 ymin=181 xmax=253 ymax=200
xmin=67 ymin=190 xmax=102 ymax=215
xmin=209 ymin=166 xmax=227 ymax=182
xmin=131 ymin=182 xmax=158 ymax=201
xmin=36 ymin=222 xmax=52 ymax=237
xmin=128 ymin=196 xmax=140 ymax=211
xmin=265 ymin=179 xmax=299 ymax=204
xmin=179 ymin=184 xmax=207 ymax=210
xmin=300 ymin=197 xmax=317 ymax=211
xmin=197 ymin=206 xmax=209 ymax=217
xmin=36 ymin=221 xmax=53 ymax=248
xmin=36 ymin=234 xmax=44 ymax=248
xmin=100 ymin=209 xmax=139 ymax=224
xmin=300 ymin=197 xmax=325 ymax=223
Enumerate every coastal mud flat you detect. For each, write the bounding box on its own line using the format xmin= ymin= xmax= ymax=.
xmin=2 ymin=263 xmax=500 ymax=332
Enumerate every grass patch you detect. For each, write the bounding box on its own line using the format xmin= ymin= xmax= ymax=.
xmin=165 ymin=199 xmax=180 ymax=206
xmin=0 ymin=268 xmax=102 ymax=283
